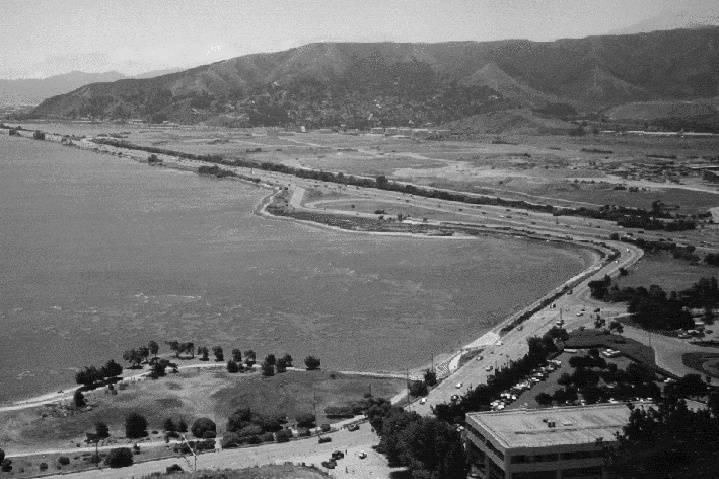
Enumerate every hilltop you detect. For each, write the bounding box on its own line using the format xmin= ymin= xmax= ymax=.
xmin=31 ymin=27 xmax=719 ymax=129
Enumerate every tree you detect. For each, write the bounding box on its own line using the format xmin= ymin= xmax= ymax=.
xmin=265 ymin=354 xmax=276 ymax=366
xmin=295 ymin=413 xmax=316 ymax=428
xmin=535 ymin=392 xmax=553 ymax=406
xmin=95 ymin=421 xmax=109 ymax=439
xmin=122 ymin=349 xmax=143 ymax=368
xmin=104 ymin=447 xmax=133 ymax=468
xmin=0 ymin=448 xmax=4 ymax=464
xmin=125 ymin=412 xmax=148 ymax=438
xmin=276 ymin=357 xmax=287 ymax=373
xmin=212 ymin=346 xmax=224 ymax=362
xmin=75 ymin=366 xmax=103 ymax=387
xmin=176 ymin=418 xmax=188 ymax=433
xmin=163 ymin=418 xmax=176 ymax=432
xmin=231 ymin=349 xmax=242 ymax=363
xmin=196 ymin=346 xmax=209 ymax=361
xmin=244 ymin=350 xmax=256 ymax=367
xmin=281 ymin=353 xmax=293 ymax=367
xmin=166 ymin=340 xmax=180 ymax=357
xmin=608 ymin=400 xmax=719 ymax=479
xmin=74 ymin=389 xmax=86 ymax=408
xmin=148 ymin=340 xmax=159 ymax=358
xmin=304 ymin=355 xmax=320 ymax=370
xmin=191 ymin=417 xmax=216 ymax=438
xmin=227 ymin=360 xmax=239 ymax=373
xmin=261 ymin=360 xmax=275 ymax=376
xmin=609 ymin=320 xmax=624 ymax=334
xmin=424 ymin=369 xmax=438 ymax=387
xmin=32 ymin=130 xmax=45 ymax=140
xmin=409 ymin=380 xmax=428 ymax=397
xmin=102 ymin=359 xmax=123 ymax=378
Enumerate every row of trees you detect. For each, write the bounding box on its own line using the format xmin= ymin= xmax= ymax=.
xmin=433 ymin=328 xmax=566 ymax=423
xmin=74 ymin=359 xmax=123 ymax=387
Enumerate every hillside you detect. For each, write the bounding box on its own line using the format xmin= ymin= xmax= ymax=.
xmin=31 ymin=27 xmax=719 ymax=128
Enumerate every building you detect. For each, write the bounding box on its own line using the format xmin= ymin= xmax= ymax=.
xmin=465 ymin=403 xmax=641 ymax=479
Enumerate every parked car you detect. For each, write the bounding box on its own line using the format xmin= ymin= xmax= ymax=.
xmin=321 ymin=460 xmax=336 ymax=469
xmin=358 ymin=452 xmax=367 ymax=459
xmin=456 ymin=382 xmax=463 ymax=389
xmin=318 ymin=436 xmax=332 ymax=443
xmin=419 ymin=398 xmax=427 ymax=404
xmin=347 ymin=423 xmax=360 ymax=431
xmin=332 ymin=450 xmax=345 ymax=460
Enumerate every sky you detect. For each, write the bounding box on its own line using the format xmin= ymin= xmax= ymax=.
xmin=0 ymin=0 xmax=716 ymax=78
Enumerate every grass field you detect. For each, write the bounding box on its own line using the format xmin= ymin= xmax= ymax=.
xmin=682 ymin=352 xmax=719 ymax=378
xmin=0 ymin=368 xmax=404 ymax=453
xmin=142 ymin=464 xmax=329 ymax=479
xmin=615 ymin=253 xmax=718 ymax=292
xmin=565 ymin=329 xmax=655 ymax=367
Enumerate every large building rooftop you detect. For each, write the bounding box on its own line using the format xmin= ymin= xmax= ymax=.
xmin=466 ymin=403 xmax=645 ymax=449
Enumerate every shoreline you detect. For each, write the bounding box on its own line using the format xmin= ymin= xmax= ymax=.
xmin=1 ymin=128 xmax=619 ymax=409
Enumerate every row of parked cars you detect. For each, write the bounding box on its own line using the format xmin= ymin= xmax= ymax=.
xmin=320 ymin=449 xmax=367 ymax=469
xmin=490 ymin=359 xmax=562 ymax=411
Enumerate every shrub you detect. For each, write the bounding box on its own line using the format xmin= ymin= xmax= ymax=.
xmin=191 ymin=417 xmax=216 ymax=438
xmin=74 ymin=389 xmax=86 ymax=407
xmin=261 ymin=360 xmax=274 ymax=376
xmin=163 ymin=418 xmax=176 ymax=432
xmin=246 ymin=435 xmax=261 ymax=444
xmin=125 ymin=413 xmax=148 ymax=438
xmin=535 ymin=392 xmax=553 ymax=406
xmin=275 ymin=429 xmax=291 ymax=442
xmin=260 ymin=431 xmax=275 ymax=442
xmin=58 ymin=457 xmax=70 ymax=466
xmin=320 ymin=423 xmax=331 ymax=432
xmin=33 ymin=130 xmax=45 ymax=140
xmin=39 ymin=462 xmax=48 ymax=470
xmin=297 ymin=427 xmax=311 ymax=437
xmin=203 ymin=430 xmax=217 ymax=439
xmin=0 ymin=448 xmax=4 ymax=463
xmin=104 ymin=447 xmax=133 ymax=468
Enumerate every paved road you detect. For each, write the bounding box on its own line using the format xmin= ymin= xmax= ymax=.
xmin=42 ymin=426 xmax=394 ymax=479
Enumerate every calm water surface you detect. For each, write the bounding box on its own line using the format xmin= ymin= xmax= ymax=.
xmin=0 ymin=135 xmax=589 ymax=402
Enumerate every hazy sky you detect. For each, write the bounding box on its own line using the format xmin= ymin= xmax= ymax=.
xmin=1 ymin=0 xmax=715 ymax=78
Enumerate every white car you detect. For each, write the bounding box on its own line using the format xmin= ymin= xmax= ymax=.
xmin=419 ymin=398 xmax=427 ymax=404
xmin=456 ymin=382 xmax=463 ymax=389
xmin=485 ymin=365 xmax=493 ymax=372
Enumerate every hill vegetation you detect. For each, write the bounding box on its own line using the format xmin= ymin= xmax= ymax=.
xmin=30 ymin=28 xmax=719 ymax=129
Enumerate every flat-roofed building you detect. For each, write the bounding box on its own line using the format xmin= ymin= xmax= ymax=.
xmin=465 ymin=403 xmax=640 ymax=479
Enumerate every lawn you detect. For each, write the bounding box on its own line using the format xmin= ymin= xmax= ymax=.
xmin=565 ymin=329 xmax=656 ymax=367
xmin=682 ymin=352 xmax=719 ymax=378
xmin=615 ymin=253 xmax=718 ymax=292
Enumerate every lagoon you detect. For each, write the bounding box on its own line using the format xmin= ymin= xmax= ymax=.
xmin=0 ymin=134 xmax=589 ymax=402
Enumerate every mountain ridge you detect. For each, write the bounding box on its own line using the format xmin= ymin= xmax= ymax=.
xmin=31 ymin=27 xmax=719 ymax=128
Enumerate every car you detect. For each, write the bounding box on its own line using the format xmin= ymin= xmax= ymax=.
xmin=332 ymin=450 xmax=345 ymax=460
xmin=321 ymin=460 xmax=336 ymax=469
xmin=451 ymin=394 xmax=459 ymax=401
xmin=485 ymin=365 xmax=493 ymax=371
xmin=419 ymin=398 xmax=427 ymax=405
xmin=347 ymin=423 xmax=360 ymax=431
xmin=358 ymin=452 xmax=367 ymax=459
xmin=456 ymin=382 xmax=463 ymax=389
xmin=318 ymin=435 xmax=332 ymax=443
xmin=576 ymin=312 xmax=583 ymax=317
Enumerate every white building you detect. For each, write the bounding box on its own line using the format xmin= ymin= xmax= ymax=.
xmin=464 ymin=403 xmax=641 ymax=479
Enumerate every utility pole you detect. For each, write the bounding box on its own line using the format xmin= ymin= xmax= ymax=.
xmin=181 ymin=434 xmax=198 ymax=473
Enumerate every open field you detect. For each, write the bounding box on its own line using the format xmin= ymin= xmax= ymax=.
xmin=0 ymin=368 xmax=404 ymax=455
xmin=565 ymin=329 xmax=656 ymax=367
xmin=615 ymin=253 xmax=718 ymax=292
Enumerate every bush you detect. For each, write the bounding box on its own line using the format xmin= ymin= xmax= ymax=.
xmin=221 ymin=432 xmax=242 ymax=448
xmin=226 ymin=360 xmax=239 ymax=373
xmin=125 ymin=412 xmax=148 ymax=438
xmin=58 ymin=457 xmax=70 ymax=466
xmin=535 ymin=392 xmax=553 ymax=406
xmin=163 ymin=417 xmax=176 ymax=432
xmin=261 ymin=360 xmax=275 ymax=376
xmin=0 ymin=447 xmax=4 ymax=463
xmin=191 ymin=417 xmax=216 ymax=438
xmin=39 ymin=462 xmax=48 ymax=470
xmin=275 ymin=429 xmax=291 ymax=442
xmin=177 ymin=418 xmax=188 ymax=433
xmin=104 ymin=447 xmax=133 ymax=468
xmin=260 ymin=431 xmax=275 ymax=442
xmin=33 ymin=130 xmax=45 ymax=140
xmin=304 ymin=355 xmax=320 ymax=370
xmin=295 ymin=413 xmax=316 ymax=428
xmin=320 ymin=423 xmax=331 ymax=432
xmin=74 ymin=389 xmax=86 ymax=407
xmin=203 ymin=430 xmax=217 ymax=439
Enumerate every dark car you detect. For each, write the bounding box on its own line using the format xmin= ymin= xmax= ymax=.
xmin=347 ymin=423 xmax=360 ymax=431
xmin=321 ymin=460 xmax=336 ymax=469
xmin=332 ymin=450 xmax=345 ymax=460
xmin=318 ymin=436 xmax=332 ymax=443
